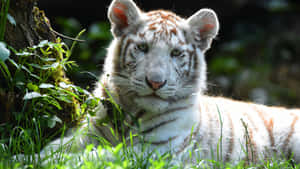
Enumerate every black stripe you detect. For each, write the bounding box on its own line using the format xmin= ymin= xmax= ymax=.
xmin=127 ymin=110 xmax=146 ymax=128
xmin=92 ymin=120 xmax=115 ymax=144
xmin=112 ymin=38 xmax=124 ymax=74
xmin=135 ymin=110 xmax=146 ymax=120
xmin=187 ymin=46 xmax=198 ymax=85
xmin=192 ymin=45 xmax=198 ymax=71
xmin=174 ymin=66 xmax=181 ymax=77
xmin=121 ymin=38 xmax=134 ymax=68
xmin=143 ymin=105 xmax=192 ymax=122
xmin=129 ymin=51 xmax=136 ymax=60
xmin=187 ymin=50 xmax=194 ymax=77
xmin=225 ymin=112 xmax=234 ymax=162
xmin=176 ymin=124 xmax=201 ymax=155
xmin=141 ymin=118 xmax=178 ymax=134
xmin=119 ymin=36 xmax=128 ymax=57
xmin=111 ymin=72 xmax=128 ymax=79
xmin=180 ymin=61 xmax=187 ymax=69
xmin=144 ymin=135 xmax=178 ymax=145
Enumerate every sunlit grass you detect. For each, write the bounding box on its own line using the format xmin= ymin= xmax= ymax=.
xmin=2 ymin=124 xmax=300 ymax=169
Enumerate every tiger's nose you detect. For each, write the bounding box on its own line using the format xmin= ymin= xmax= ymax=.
xmin=145 ymin=76 xmax=167 ymax=90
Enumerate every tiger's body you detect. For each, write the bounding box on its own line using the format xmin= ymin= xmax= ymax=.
xmin=43 ymin=0 xmax=300 ymax=164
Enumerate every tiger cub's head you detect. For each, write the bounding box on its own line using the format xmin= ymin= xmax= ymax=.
xmin=105 ymin=0 xmax=219 ymax=103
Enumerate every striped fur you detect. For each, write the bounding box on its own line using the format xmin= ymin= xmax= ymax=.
xmin=44 ymin=0 xmax=300 ymax=165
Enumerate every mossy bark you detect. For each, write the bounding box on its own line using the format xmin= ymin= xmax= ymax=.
xmin=3 ymin=0 xmax=56 ymax=49
xmin=0 ymin=0 xmax=79 ymax=134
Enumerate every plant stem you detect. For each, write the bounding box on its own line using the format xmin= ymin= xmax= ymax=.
xmin=0 ymin=0 xmax=10 ymax=41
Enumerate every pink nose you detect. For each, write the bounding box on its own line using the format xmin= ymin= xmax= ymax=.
xmin=145 ymin=77 xmax=167 ymax=90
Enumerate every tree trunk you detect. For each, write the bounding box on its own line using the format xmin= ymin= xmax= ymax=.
xmin=4 ymin=0 xmax=56 ymax=49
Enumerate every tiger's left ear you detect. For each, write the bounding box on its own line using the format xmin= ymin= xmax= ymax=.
xmin=108 ymin=0 xmax=142 ymax=37
xmin=187 ymin=9 xmax=219 ymax=52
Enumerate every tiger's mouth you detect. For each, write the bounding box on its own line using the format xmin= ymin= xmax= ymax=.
xmin=137 ymin=92 xmax=171 ymax=101
xmin=149 ymin=92 xmax=163 ymax=99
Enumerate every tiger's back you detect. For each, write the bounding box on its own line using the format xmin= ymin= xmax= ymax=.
xmin=197 ymin=96 xmax=300 ymax=163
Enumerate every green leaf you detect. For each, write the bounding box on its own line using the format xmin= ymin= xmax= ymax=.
xmin=27 ymin=83 xmax=39 ymax=91
xmin=28 ymin=63 xmax=43 ymax=69
xmin=56 ymin=95 xmax=73 ymax=103
xmin=74 ymin=86 xmax=90 ymax=95
xmin=37 ymin=40 xmax=49 ymax=48
xmin=39 ymin=83 xmax=54 ymax=89
xmin=59 ymin=82 xmax=72 ymax=89
xmin=68 ymin=29 xmax=86 ymax=57
xmin=7 ymin=14 xmax=16 ymax=26
xmin=29 ymin=62 xmax=60 ymax=70
xmin=0 ymin=60 xmax=11 ymax=80
xmin=21 ymin=65 xmax=41 ymax=80
xmin=8 ymin=58 xmax=19 ymax=69
xmin=47 ymin=115 xmax=62 ymax=128
xmin=41 ymin=62 xmax=59 ymax=70
xmin=49 ymin=62 xmax=59 ymax=69
xmin=15 ymin=51 xmax=34 ymax=56
xmin=59 ymin=88 xmax=80 ymax=100
xmin=0 ymin=42 xmax=10 ymax=61
xmin=39 ymin=57 xmax=56 ymax=62
xmin=23 ymin=92 xmax=42 ymax=100
xmin=0 ymin=0 xmax=10 ymax=41
xmin=43 ymin=96 xmax=62 ymax=110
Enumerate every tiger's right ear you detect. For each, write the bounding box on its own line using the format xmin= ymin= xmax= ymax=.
xmin=108 ymin=0 xmax=142 ymax=37
xmin=187 ymin=9 xmax=219 ymax=52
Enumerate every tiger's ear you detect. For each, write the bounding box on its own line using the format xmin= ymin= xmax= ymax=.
xmin=187 ymin=9 xmax=219 ymax=52
xmin=108 ymin=0 xmax=142 ymax=37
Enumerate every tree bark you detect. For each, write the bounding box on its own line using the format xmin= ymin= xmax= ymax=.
xmin=4 ymin=0 xmax=56 ymax=50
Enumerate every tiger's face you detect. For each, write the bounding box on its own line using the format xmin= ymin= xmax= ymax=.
xmin=106 ymin=0 xmax=219 ymax=105
xmin=115 ymin=11 xmax=203 ymax=101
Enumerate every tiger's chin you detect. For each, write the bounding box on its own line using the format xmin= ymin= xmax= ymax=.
xmin=132 ymin=91 xmax=172 ymax=111
xmin=135 ymin=89 xmax=172 ymax=100
xmin=143 ymin=93 xmax=169 ymax=100
xmin=133 ymin=95 xmax=170 ymax=114
xmin=134 ymin=89 xmax=192 ymax=103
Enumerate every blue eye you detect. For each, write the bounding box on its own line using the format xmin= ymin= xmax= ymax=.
xmin=136 ymin=43 xmax=149 ymax=53
xmin=171 ymin=48 xmax=183 ymax=57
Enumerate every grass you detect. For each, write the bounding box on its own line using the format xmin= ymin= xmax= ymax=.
xmin=1 ymin=128 xmax=300 ymax=169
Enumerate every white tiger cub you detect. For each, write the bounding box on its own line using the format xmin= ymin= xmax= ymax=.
xmin=44 ymin=0 xmax=300 ymax=165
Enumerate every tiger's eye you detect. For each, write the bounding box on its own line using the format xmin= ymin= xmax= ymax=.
xmin=171 ymin=48 xmax=183 ymax=57
xmin=136 ymin=43 xmax=149 ymax=53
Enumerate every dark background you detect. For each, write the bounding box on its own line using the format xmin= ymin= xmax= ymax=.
xmin=39 ymin=0 xmax=249 ymax=25
xmin=38 ymin=0 xmax=300 ymax=107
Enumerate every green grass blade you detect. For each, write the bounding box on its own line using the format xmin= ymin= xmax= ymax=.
xmin=0 ymin=0 xmax=10 ymax=41
xmin=68 ymin=29 xmax=86 ymax=58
